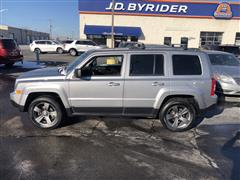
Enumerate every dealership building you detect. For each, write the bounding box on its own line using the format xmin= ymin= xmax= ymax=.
xmin=79 ymin=0 xmax=240 ymax=48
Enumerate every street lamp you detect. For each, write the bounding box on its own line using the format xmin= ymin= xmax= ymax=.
xmin=111 ymin=0 xmax=115 ymax=48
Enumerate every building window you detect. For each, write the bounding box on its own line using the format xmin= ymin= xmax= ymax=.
xmin=27 ymin=36 xmax=31 ymax=44
xmin=164 ymin=37 xmax=172 ymax=46
xmin=200 ymin=32 xmax=223 ymax=47
xmin=181 ymin=37 xmax=188 ymax=48
xmin=87 ymin=35 xmax=106 ymax=45
xmin=9 ymin=33 xmax=14 ymax=39
xmin=235 ymin=33 xmax=240 ymax=46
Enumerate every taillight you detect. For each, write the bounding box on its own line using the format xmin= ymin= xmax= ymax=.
xmin=211 ymin=78 xmax=216 ymax=96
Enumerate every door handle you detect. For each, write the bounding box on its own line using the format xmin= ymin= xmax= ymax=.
xmin=152 ymin=82 xmax=165 ymax=86
xmin=108 ymin=82 xmax=120 ymax=86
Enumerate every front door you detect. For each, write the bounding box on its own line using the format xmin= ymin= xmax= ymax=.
xmin=69 ymin=54 xmax=125 ymax=115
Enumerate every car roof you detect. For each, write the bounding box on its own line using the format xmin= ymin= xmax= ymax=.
xmin=203 ymin=50 xmax=233 ymax=55
xmin=88 ymin=48 xmax=206 ymax=54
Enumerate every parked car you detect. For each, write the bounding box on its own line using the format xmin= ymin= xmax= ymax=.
xmin=64 ymin=40 xmax=102 ymax=56
xmin=0 ymin=38 xmax=23 ymax=67
xmin=202 ymin=44 xmax=240 ymax=58
xmin=207 ymin=51 xmax=240 ymax=96
xmin=30 ymin=40 xmax=64 ymax=54
xmin=10 ymin=48 xmax=217 ymax=132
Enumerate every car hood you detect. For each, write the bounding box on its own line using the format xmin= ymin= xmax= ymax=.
xmin=212 ymin=65 xmax=240 ymax=77
xmin=18 ymin=67 xmax=66 ymax=81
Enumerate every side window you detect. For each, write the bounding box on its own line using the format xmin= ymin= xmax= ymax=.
xmin=172 ymin=55 xmax=202 ymax=75
xmin=46 ymin=41 xmax=53 ymax=45
xmin=81 ymin=55 xmax=123 ymax=77
xmin=76 ymin=41 xmax=84 ymax=45
xmin=84 ymin=41 xmax=96 ymax=46
xmin=130 ymin=54 xmax=164 ymax=76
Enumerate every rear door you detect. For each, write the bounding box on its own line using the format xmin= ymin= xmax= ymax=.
xmin=75 ymin=41 xmax=87 ymax=52
xmin=46 ymin=41 xmax=56 ymax=52
xmin=123 ymin=53 xmax=166 ymax=117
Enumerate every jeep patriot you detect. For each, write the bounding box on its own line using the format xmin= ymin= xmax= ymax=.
xmin=10 ymin=48 xmax=217 ymax=132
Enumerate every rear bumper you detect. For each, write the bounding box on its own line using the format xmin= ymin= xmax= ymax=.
xmin=0 ymin=55 xmax=23 ymax=64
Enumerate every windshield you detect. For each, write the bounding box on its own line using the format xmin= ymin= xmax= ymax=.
xmin=209 ymin=54 xmax=240 ymax=66
xmin=66 ymin=52 xmax=90 ymax=73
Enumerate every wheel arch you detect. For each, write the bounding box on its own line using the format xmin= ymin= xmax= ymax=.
xmin=155 ymin=94 xmax=200 ymax=118
xmin=24 ymin=92 xmax=72 ymax=116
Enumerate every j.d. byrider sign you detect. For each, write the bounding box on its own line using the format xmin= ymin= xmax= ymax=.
xmin=105 ymin=2 xmax=188 ymax=14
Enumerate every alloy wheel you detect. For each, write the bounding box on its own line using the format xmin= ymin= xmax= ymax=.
xmin=32 ymin=102 xmax=58 ymax=128
xmin=164 ymin=105 xmax=192 ymax=130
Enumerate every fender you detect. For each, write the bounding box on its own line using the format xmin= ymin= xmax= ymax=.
xmin=20 ymin=83 xmax=71 ymax=109
xmin=153 ymin=86 xmax=205 ymax=110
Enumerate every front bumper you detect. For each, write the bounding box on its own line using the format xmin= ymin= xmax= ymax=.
xmin=10 ymin=92 xmax=24 ymax=111
xmin=217 ymin=82 xmax=240 ymax=96
xmin=0 ymin=55 xmax=23 ymax=64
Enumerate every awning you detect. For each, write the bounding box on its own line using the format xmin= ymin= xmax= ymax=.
xmin=84 ymin=25 xmax=142 ymax=37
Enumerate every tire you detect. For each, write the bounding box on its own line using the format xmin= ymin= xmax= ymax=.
xmin=28 ymin=96 xmax=63 ymax=129
xmin=159 ymin=98 xmax=196 ymax=132
xmin=57 ymin=47 xmax=64 ymax=54
xmin=5 ymin=62 xmax=14 ymax=68
xmin=69 ymin=49 xmax=78 ymax=56
xmin=34 ymin=48 xmax=41 ymax=54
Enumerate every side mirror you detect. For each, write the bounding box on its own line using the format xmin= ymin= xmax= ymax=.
xmin=74 ymin=69 xmax=82 ymax=78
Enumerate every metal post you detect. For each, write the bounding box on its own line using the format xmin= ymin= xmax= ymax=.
xmin=111 ymin=0 xmax=115 ymax=48
xmin=35 ymin=50 xmax=40 ymax=65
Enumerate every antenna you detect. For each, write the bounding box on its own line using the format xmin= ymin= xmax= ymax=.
xmin=49 ymin=19 xmax=52 ymax=39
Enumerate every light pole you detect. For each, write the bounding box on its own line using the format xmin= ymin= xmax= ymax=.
xmin=0 ymin=9 xmax=8 ymax=37
xmin=111 ymin=0 xmax=115 ymax=48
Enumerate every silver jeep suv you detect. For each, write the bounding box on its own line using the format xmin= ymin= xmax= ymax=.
xmin=10 ymin=49 xmax=217 ymax=132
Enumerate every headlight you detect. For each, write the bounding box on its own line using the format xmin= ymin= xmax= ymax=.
xmin=214 ymin=73 xmax=236 ymax=84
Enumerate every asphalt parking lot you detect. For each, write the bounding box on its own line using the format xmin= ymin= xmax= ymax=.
xmin=0 ymin=53 xmax=240 ymax=180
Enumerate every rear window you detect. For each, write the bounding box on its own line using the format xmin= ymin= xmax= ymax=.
xmin=130 ymin=54 xmax=164 ymax=76
xmin=208 ymin=54 xmax=240 ymax=66
xmin=1 ymin=39 xmax=17 ymax=49
xmin=172 ymin=55 xmax=202 ymax=75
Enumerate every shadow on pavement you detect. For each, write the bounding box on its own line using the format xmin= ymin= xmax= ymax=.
xmin=197 ymin=125 xmax=240 ymax=180
xmin=222 ymin=131 xmax=240 ymax=180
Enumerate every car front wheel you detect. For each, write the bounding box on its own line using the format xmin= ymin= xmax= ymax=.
xmin=57 ymin=48 xmax=64 ymax=54
xmin=28 ymin=96 xmax=62 ymax=129
xmin=159 ymin=98 xmax=196 ymax=132
xmin=69 ymin=49 xmax=78 ymax=56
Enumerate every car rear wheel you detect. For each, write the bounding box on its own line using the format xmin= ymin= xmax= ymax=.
xmin=159 ymin=98 xmax=196 ymax=132
xmin=57 ymin=48 xmax=64 ymax=54
xmin=28 ymin=96 xmax=62 ymax=129
xmin=69 ymin=49 xmax=78 ymax=56
xmin=34 ymin=48 xmax=41 ymax=54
